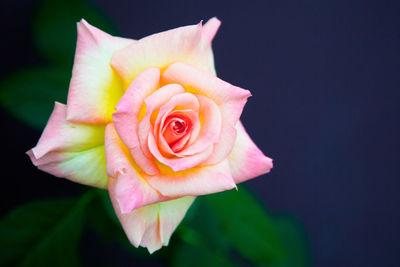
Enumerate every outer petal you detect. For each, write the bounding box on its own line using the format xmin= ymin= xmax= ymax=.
xmin=67 ymin=19 xmax=134 ymax=124
xmin=228 ymin=121 xmax=273 ymax=183
xmin=158 ymin=196 xmax=194 ymax=246
xmin=201 ymin=17 xmax=221 ymax=44
xmin=104 ymin=124 xmax=168 ymax=213
xmin=109 ymin=178 xmax=194 ymax=253
xmin=27 ymin=102 xmax=108 ymax=188
xmin=161 ymin=62 xmax=251 ymax=165
xmin=161 ymin=62 xmax=250 ymax=114
xmin=196 ymin=17 xmax=221 ymax=75
xmin=27 ymin=146 xmax=107 ymax=188
xmin=111 ymin=20 xmax=219 ymax=88
xmin=145 ymin=159 xmax=236 ymax=197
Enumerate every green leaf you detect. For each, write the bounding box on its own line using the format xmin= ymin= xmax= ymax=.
xmin=0 ymin=67 xmax=69 ymax=129
xmin=86 ymin=189 xmax=133 ymax=248
xmin=171 ymin=200 xmax=236 ymax=267
xmin=169 ymin=201 xmax=237 ymax=267
xmin=204 ymin=186 xmax=285 ymax=264
xmin=33 ymin=0 xmax=116 ymax=67
xmin=180 ymin=199 xmax=230 ymax=251
xmin=268 ymin=216 xmax=311 ymax=267
xmin=171 ymin=240 xmax=237 ymax=267
xmin=0 ymin=192 xmax=94 ymax=267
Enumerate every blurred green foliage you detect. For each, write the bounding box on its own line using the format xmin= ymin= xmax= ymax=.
xmin=0 ymin=0 xmax=310 ymax=266
xmin=0 ymin=0 xmax=116 ymax=130
xmin=0 ymin=67 xmax=69 ymax=129
xmin=33 ymin=0 xmax=116 ymax=67
xmin=0 ymin=192 xmax=93 ymax=267
xmin=0 ymin=187 xmax=310 ymax=266
xmin=205 ymin=187 xmax=285 ymax=263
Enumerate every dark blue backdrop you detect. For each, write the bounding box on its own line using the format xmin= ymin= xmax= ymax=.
xmin=2 ymin=0 xmax=399 ymax=266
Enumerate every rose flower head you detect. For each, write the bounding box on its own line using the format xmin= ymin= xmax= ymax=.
xmin=27 ymin=18 xmax=273 ymax=253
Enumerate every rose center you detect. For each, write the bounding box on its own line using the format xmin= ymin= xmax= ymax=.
xmin=171 ymin=120 xmax=186 ymax=134
xmin=162 ymin=115 xmax=192 ymax=152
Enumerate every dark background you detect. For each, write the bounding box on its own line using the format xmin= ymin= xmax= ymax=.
xmin=2 ymin=0 xmax=400 ymax=266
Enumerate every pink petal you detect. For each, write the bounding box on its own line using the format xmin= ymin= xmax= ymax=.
xmin=153 ymin=92 xmax=200 ymax=145
xmin=149 ymin=93 xmax=207 ymax=162
xmin=129 ymin=146 xmax=159 ymax=176
xmin=156 ymin=93 xmax=200 ymax=120
xmin=104 ymin=124 xmax=168 ymax=213
xmin=112 ymin=68 xmax=161 ymax=175
xmin=113 ymin=67 xmax=160 ymax=147
xmin=108 ymin=181 xmax=158 ymax=249
xmin=144 ymin=84 xmax=187 ymax=111
xmin=189 ymin=17 xmax=222 ymax=76
xmin=157 ymin=110 xmax=199 ymax=155
xmin=202 ymin=17 xmax=221 ymax=45
xmin=109 ymin=179 xmax=194 ymax=253
xmin=228 ymin=121 xmax=273 ymax=183
xmin=148 ymin=132 xmax=213 ymax=172
xmin=145 ymin=159 xmax=236 ymax=197
xmin=158 ymin=197 xmax=195 ymax=246
xmin=27 ymin=102 xmax=108 ymax=188
xmin=27 ymin=146 xmax=108 ymax=189
xmin=161 ymin=62 xmax=250 ymax=112
xmin=161 ymin=114 xmax=190 ymax=146
xmin=111 ymin=20 xmax=219 ymax=88
xmin=67 ymin=19 xmax=134 ymax=124
xmin=139 ymin=214 xmax=162 ymax=254
xmin=161 ymin=62 xmax=251 ymax=164
xmin=178 ymin=94 xmax=222 ymax=156
xmin=137 ymin=84 xmax=186 ymax=161
xmin=111 ymin=23 xmax=201 ymax=87
xmin=31 ymin=102 xmax=105 ymax=158
xmin=201 ymin=113 xmax=237 ymax=166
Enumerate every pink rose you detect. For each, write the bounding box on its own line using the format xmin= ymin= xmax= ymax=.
xmin=28 ymin=18 xmax=273 ymax=253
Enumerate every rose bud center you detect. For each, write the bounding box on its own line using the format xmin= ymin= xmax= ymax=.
xmin=172 ymin=120 xmax=185 ymax=133
xmin=162 ymin=114 xmax=192 ymax=152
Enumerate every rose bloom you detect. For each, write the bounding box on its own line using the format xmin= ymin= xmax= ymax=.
xmin=28 ymin=18 xmax=273 ymax=253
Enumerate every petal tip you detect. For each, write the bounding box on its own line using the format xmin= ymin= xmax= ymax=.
xmin=77 ymin=18 xmax=86 ymax=25
xmin=209 ymin=16 xmax=221 ymax=24
xmin=202 ymin=17 xmax=222 ymax=43
xmin=265 ymin=156 xmax=274 ymax=171
xmin=146 ymin=244 xmax=162 ymax=254
xmin=26 ymin=149 xmax=39 ymax=166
